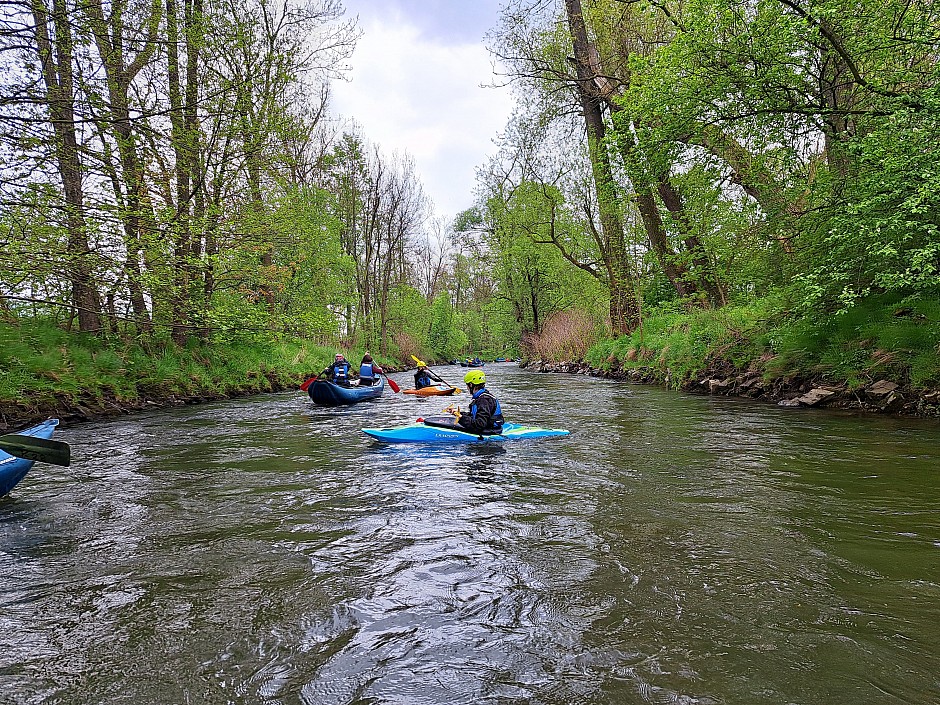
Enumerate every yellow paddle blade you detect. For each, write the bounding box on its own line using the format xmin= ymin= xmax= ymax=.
xmin=411 ymin=354 xmax=426 ymax=367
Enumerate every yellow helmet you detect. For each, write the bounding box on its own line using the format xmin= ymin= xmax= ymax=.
xmin=464 ymin=370 xmax=486 ymax=385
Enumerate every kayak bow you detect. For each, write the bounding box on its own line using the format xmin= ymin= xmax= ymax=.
xmin=0 ymin=419 xmax=62 ymax=498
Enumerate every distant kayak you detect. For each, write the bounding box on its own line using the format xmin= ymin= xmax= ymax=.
xmin=1 ymin=419 xmax=59 ymax=498
xmin=403 ymin=385 xmax=458 ymax=397
xmin=362 ymin=416 xmax=569 ymax=443
xmin=308 ymin=377 xmax=385 ymax=406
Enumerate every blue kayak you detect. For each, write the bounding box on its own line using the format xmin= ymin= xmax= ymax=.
xmin=0 ymin=419 xmax=59 ymax=498
xmin=362 ymin=418 xmax=569 ymax=443
xmin=308 ymin=376 xmax=385 ymax=406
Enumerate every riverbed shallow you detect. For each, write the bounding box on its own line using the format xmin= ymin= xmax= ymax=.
xmin=2 ymin=365 xmax=938 ymax=704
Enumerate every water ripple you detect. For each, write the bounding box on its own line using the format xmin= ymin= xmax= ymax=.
xmin=1 ymin=367 xmax=938 ymax=704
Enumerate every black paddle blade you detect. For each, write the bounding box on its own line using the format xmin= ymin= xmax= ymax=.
xmin=0 ymin=434 xmax=71 ymax=467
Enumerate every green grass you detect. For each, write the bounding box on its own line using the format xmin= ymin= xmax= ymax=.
xmin=586 ymin=292 xmax=940 ymax=390
xmin=0 ymin=320 xmax=391 ymax=408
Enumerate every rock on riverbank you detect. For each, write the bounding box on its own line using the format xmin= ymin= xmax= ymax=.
xmin=522 ymin=360 xmax=940 ymax=417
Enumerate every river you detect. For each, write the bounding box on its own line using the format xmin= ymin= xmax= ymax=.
xmin=2 ymin=364 xmax=938 ymax=704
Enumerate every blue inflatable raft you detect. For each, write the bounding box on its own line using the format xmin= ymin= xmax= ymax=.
xmin=308 ymin=376 xmax=385 ymax=406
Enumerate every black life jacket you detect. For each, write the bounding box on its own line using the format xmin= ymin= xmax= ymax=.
xmin=470 ymin=388 xmax=504 ymax=433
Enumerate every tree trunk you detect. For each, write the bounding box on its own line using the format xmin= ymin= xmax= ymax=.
xmin=184 ymin=0 xmax=206 ymax=338
xmin=167 ymin=0 xmax=193 ymax=343
xmin=657 ymin=178 xmax=724 ymax=305
xmin=564 ymin=0 xmax=639 ymax=333
xmin=31 ymin=0 xmax=103 ymax=333
xmin=85 ymin=0 xmax=160 ymax=332
xmin=817 ymin=27 xmax=856 ymax=187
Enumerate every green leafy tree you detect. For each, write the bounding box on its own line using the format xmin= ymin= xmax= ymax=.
xmin=427 ymin=291 xmax=459 ymax=359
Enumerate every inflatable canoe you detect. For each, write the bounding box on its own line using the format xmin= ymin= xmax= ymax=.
xmin=0 ymin=419 xmax=60 ymax=498
xmin=308 ymin=377 xmax=385 ymax=406
xmin=403 ymin=385 xmax=458 ymax=396
xmin=362 ymin=417 xmax=569 ymax=443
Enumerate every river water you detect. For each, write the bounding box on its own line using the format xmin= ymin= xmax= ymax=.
xmin=2 ymin=365 xmax=938 ymax=704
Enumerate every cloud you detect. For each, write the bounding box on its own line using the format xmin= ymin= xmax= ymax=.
xmin=329 ymin=8 xmax=512 ymax=220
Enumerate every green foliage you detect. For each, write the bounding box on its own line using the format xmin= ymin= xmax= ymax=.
xmin=795 ymin=100 xmax=940 ymax=311
xmin=587 ymin=293 xmax=940 ymax=390
xmin=206 ymin=186 xmax=355 ymax=343
xmin=427 ymin=292 xmax=460 ymax=360
xmin=0 ymin=320 xmax=341 ymax=409
xmin=385 ymin=284 xmax=433 ymax=358
xmin=592 ymin=0 xmax=940 ymax=317
xmin=764 ymin=293 xmax=940 ymax=387
xmin=269 ymin=187 xmax=355 ymax=337
xmin=587 ymin=303 xmax=768 ymax=384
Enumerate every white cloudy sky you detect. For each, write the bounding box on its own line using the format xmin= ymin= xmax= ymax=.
xmin=329 ymin=0 xmax=513 ymax=221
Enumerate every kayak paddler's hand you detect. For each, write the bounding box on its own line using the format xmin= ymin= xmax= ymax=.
xmin=444 ymin=405 xmax=460 ymax=418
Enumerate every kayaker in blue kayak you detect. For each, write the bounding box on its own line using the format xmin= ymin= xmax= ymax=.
xmin=445 ymin=370 xmax=504 ymax=434
xmin=358 ymin=353 xmax=384 ymax=386
xmin=322 ymin=353 xmax=352 ymax=386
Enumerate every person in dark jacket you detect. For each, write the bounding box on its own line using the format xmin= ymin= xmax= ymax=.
xmin=413 ymin=365 xmax=436 ymax=389
xmin=323 ymin=353 xmax=351 ymax=386
xmin=447 ymin=369 xmax=504 ymax=434
xmin=358 ymin=353 xmax=383 ymax=386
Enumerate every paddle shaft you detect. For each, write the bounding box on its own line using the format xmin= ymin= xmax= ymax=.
xmin=0 ymin=433 xmax=71 ymax=466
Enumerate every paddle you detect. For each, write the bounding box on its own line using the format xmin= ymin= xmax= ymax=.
xmin=299 ymin=375 xmax=319 ymax=392
xmin=410 ymin=355 xmax=461 ymax=394
xmin=0 ymin=433 xmax=71 ymax=467
xmin=383 ymin=374 xmax=400 ymax=393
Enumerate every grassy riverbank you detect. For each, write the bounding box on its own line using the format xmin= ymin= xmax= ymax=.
xmin=0 ymin=321 xmax=395 ymax=431
xmin=578 ymin=293 xmax=940 ymax=414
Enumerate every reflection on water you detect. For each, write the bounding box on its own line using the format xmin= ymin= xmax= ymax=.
xmin=1 ymin=365 xmax=939 ymax=704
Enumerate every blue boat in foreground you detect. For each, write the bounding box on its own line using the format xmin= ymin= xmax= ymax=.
xmin=308 ymin=376 xmax=385 ymax=406
xmin=362 ymin=416 xmax=569 ymax=443
xmin=0 ymin=419 xmax=59 ymax=498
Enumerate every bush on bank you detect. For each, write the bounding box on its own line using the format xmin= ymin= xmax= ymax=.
xmin=0 ymin=320 xmax=394 ymax=422
xmin=583 ymin=293 xmax=940 ymax=391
